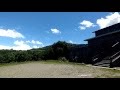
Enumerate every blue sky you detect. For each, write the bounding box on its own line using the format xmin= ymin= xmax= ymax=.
xmin=0 ymin=12 xmax=120 ymax=50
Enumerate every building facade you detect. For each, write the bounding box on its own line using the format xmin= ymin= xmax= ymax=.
xmin=85 ymin=23 xmax=120 ymax=67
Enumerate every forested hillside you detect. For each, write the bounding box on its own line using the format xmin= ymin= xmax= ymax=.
xmin=0 ymin=41 xmax=87 ymax=63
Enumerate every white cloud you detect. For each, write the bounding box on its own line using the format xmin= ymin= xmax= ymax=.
xmin=14 ymin=40 xmax=44 ymax=50
xmin=0 ymin=45 xmax=11 ymax=50
xmin=0 ymin=40 xmax=31 ymax=50
xmin=31 ymin=40 xmax=36 ymax=44
xmin=97 ymin=12 xmax=120 ymax=29
xmin=69 ymin=40 xmax=73 ymax=43
xmin=79 ymin=20 xmax=96 ymax=30
xmin=51 ymin=28 xmax=61 ymax=34
xmin=13 ymin=40 xmax=32 ymax=50
xmin=36 ymin=41 xmax=43 ymax=45
xmin=0 ymin=39 xmax=45 ymax=50
xmin=0 ymin=29 xmax=24 ymax=38
xmin=33 ymin=45 xmax=39 ymax=49
xmin=26 ymin=40 xmax=31 ymax=43
xmin=80 ymin=20 xmax=95 ymax=27
xmin=12 ymin=44 xmax=31 ymax=50
xmin=14 ymin=40 xmax=24 ymax=46
xmin=26 ymin=40 xmax=43 ymax=45
xmin=79 ymin=26 xmax=86 ymax=30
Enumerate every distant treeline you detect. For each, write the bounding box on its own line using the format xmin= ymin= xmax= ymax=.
xmin=0 ymin=41 xmax=88 ymax=63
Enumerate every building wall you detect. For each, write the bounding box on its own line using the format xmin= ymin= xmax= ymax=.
xmin=69 ymin=45 xmax=88 ymax=63
xmin=88 ymin=31 xmax=120 ymax=62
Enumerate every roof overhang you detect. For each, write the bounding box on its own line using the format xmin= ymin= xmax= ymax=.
xmin=84 ymin=30 xmax=120 ymax=41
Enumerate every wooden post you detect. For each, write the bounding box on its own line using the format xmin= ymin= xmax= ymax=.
xmin=110 ymin=59 xmax=113 ymax=68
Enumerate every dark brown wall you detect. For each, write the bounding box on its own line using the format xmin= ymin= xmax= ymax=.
xmin=88 ymin=32 xmax=120 ymax=63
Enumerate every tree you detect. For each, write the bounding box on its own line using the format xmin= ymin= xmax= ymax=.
xmin=52 ymin=41 xmax=69 ymax=60
xmin=0 ymin=54 xmax=5 ymax=63
xmin=4 ymin=52 xmax=15 ymax=63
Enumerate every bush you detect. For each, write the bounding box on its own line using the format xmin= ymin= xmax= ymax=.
xmin=58 ymin=57 xmax=68 ymax=61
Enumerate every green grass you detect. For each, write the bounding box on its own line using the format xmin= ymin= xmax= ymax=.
xmin=92 ymin=67 xmax=120 ymax=78
xmin=0 ymin=60 xmax=85 ymax=67
xmin=0 ymin=62 xmax=21 ymax=67
xmin=0 ymin=61 xmax=33 ymax=67
xmin=0 ymin=60 xmax=65 ymax=67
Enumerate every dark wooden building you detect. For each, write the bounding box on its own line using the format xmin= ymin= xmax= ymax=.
xmin=68 ymin=44 xmax=88 ymax=63
xmin=85 ymin=23 xmax=120 ymax=67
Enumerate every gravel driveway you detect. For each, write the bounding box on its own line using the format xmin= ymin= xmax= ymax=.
xmin=0 ymin=61 xmax=120 ymax=78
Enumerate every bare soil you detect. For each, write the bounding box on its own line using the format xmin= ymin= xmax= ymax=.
xmin=0 ymin=61 xmax=120 ymax=78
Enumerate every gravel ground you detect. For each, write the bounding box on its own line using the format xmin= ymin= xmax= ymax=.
xmin=0 ymin=61 xmax=120 ymax=78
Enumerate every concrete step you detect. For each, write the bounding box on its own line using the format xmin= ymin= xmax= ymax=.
xmin=94 ymin=63 xmax=110 ymax=67
xmin=94 ymin=60 xmax=110 ymax=65
xmin=112 ymin=54 xmax=120 ymax=62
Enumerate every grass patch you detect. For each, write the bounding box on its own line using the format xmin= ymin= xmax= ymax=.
xmin=93 ymin=67 xmax=120 ymax=78
xmin=40 ymin=60 xmax=87 ymax=66
xmin=0 ymin=61 xmax=34 ymax=67
xmin=0 ymin=62 xmax=22 ymax=67
xmin=0 ymin=60 xmax=86 ymax=67
xmin=99 ymin=67 xmax=120 ymax=73
xmin=0 ymin=60 xmax=64 ymax=67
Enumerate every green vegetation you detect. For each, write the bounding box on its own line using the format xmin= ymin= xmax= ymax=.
xmin=0 ymin=41 xmax=86 ymax=63
xmin=0 ymin=61 xmax=29 ymax=67
xmin=0 ymin=40 xmax=120 ymax=78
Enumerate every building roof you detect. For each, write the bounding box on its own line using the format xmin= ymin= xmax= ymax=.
xmin=84 ymin=29 xmax=120 ymax=41
xmin=92 ymin=23 xmax=120 ymax=33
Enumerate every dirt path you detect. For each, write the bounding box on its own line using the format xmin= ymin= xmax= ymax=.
xmin=0 ymin=61 xmax=120 ymax=78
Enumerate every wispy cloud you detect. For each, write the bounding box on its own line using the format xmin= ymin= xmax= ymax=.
xmin=0 ymin=29 xmax=24 ymax=38
xmin=51 ymin=28 xmax=61 ymax=34
xmin=97 ymin=12 xmax=120 ymax=29
xmin=79 ymin=20 xmax=96 ymax=30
